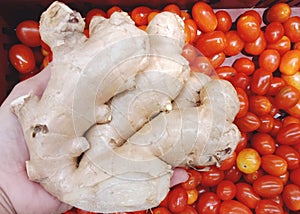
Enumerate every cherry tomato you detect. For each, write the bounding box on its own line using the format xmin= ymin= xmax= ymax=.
xmin=250 ymin=68 xmax=273 ymax=95
xmin=257 ymin=114 xmax=274 ymax=133
xmin=215 ymin=10 xmax=232 ymax=32
xmin=201 ymin=166 xmax=224 ymax=187
xmin=266 ymin=3 xmax=291 ymax=23
xmin=261 ymin=154 xmax=288 ymax=176
xmin=282 ymin=184 xmax=300 ymax=211
xmin=290 ymin=167 xmax=300 ymax=186
xmin=275 ymin=85 xmax=300 ymax=110
xmin=215 ymin=66 xmax=236 ymax=81
xmin=275 ymin=145 xmax=300 ymax=169
xmin=9 ymin=44 xmax=36 ymax=74
xmin=224 ymin=165 xmax=243 ymax=183
xmin=235 ymin=132 xmax=248 ymax=153
xmin=255 ymin=199 xmax=284 ymax=214
xmin=192 ymin=2 xmax=217 ymax=32
xmin=253 ymin=175 xmax=284 ymax=198
xmin=208 ymin=52 xmax=225 ymax=69
xmin=186 ymin=188 xmax=198 ymax=205
xmin=243 ymin=168 xmax=264 ymax=183
xmin=234 ymin=87 xmax=249 ymax=119
xmin=251 ymin=133 xmax=276 ymax=155
xmin=85 ymin=8 xmax=106 ymax=27
xmin=196 ymin=192 xmax=220 ymax=214
xmin=279 ymin=50 xmax=300 ymax=76
xmin=283 ymin=16 xmax=300 ymax=43
xmin=237 ymin=15 xmax=260 ymax=43
xmin=282 ymin=116 xmax=300 ymax=127
xmin=107 ymin=6 xmax=123 ymax=17
xmin=244 ymin=30 xmax=267 ymax=56
xmin=287 ymin=99 xmax=300 ymax=118
xmin=216 ymin=180 xmax=236 ymax=201
xmin=218 ymin=152 xmax=236 ymax=171
xmin=168 ymin=187 xmax=188 ymax=213
xmin=236 ymin=148 xmax=261 ymax=174
xmin=276 ymin=123 xmax=300 ymax=145
xmin=265 ymin=22 xmax=285 ymax=44
xmin=242 ymin=10 xmax=262 ymax=25
xmin=270 ymin=119 xmax=282 ymax=137
xmin=230 ymin=72 xmax=251 ymax=90
xmin=163 ymin=4 xmax=181 ymax=16
xmin=248 ymin=95 xmax=271 ymax=116
xmin=224 ymin=30 xmax=244 ymax=56
xmin=196 ymin=31 xmax=226 ymax=57
xmin=131 ymin=6 xmax=152 ymax=26
xmin=279 ymin=170 xmax=289 ymax=185
xmin=152 ymin=207 xmax=171 ymax=214
xmin=233 ymin=57 xmax=255 ymax=76
xmin=267 ymin=77 xmax=286 ymax=96
xmin=176 ymin=206 xmax=197 ymax=214
xmin=77 ymin=209 xmax=98 ymax=214
xmin=16 ymin=20 xmax=41 ymax=47
xmin=184 ymin=19 xmax=198 ymax=43
xmin=219 ymin=200 xmax=252 ymax=214
xmin=180 ymin=11 xmax=191 ymax=20
xmin=267 ymin=35 xmax=291 ymax=55
xmin=235 ymin=182 xmax=261 ymax=209
xmin=181 ymin=169 xmax=202 ymax=190
xmin=258 ymin=49 xmax=280 ymax=73
xmin=132 ymin=211 xmax=146 ymax=214
xmin=282 ymin=72 xmax=300 ymax=92
xmin=234 ymin=111 xmax=261 ymax=133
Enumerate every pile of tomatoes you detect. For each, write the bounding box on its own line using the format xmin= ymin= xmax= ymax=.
xmin=7 ymin=1 xmax=300 ymax=214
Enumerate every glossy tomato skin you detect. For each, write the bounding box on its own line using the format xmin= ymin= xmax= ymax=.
xmin=167 ymin=187 xmax=188 ymax=213
xmin=218 ymin=152 xmax=236 ymax=171
xmin=163 ymin=4 xmax=181 ymax=16
xmin=267 ymin=35 xmax=291 ymax=55
xmin=224 ymin=30 xmax=244 ymax=56
xmin=176 ymin=206 xmax=197 ymax=214
xmin=224 ymin=165 xmax=243 ymax=183
xmin=184 ymin=19 xmax=198 ymax=43
xmin=258 ymin=49 xmax=280 ymax=73
xmin=274 ymin=85 xmax=300 ymax=110
xmin=250 ymin=68 xmax=273 ymax=95
xmin=283 ymin=16 xmax=300 ymax=43
xmin=236 ymin=148 xmax=261 ymax=174
xmin=201 ymin=166 xmax=224 ymax=187
xmin=16 ymin=20 xmax=41 ymax=47
xmin=233 ymin=57 xmax=255 ymax=76
xmin=276 ymin=123 xmax=300 ymax=145
xmin=192 ymin=2 xmax=217 ymax=32
xmin=215 ymin=66 xmax=237 ymax=81
xmin=251 ymin=133 xmax=276 ymax=155
xmin=215 ymin=10 xmax=232 ymax=32
xmin=216 ymin=180 xmax=236 ymax=200
xmin=257 ymin=114 xmax=275 ymax=133
xmin=152 ymin=207 xmax=171 ymax=214
xmin=9 ymin=44 xmax=36 ymax=74
xmin=196 ymin=192 xmax=220 ymax=214
xmin=253 ymin=175 xmax=284 ymax=198
xmin=244 ymin=30 xmax=267 ymax=56
xmin=243 ymin=168 xmax=264 ymax=183
xmin=265 ymin=22 xmax=285 ymax=44
xmin=280 ymin=50 xmax=300 ymax=75
xmin=282 ymin=184 xmax=300 ymax=211
xmin=181 ymin=169 xmax=202 ymax=190
xmin=237 ymin=15 xmax=260 ymax=43
xmin=230 ymin=72 xmax=251 ymax=90
xmin=131 ymin=6 xmax=152 ymax=26
xmin=248 ymin=95 xmax=271 ymax=116
xmin=275 ymin=145 xmax=300 ymax=169
xmin=267 ymin=77 xmax=286 ymax=96
xmin=235 ymin=182 xmax=261 ymax=209
xmin=85 ymin=8 xmax=107 ymax=27
xmin=235 ymin=87 xmax=249 ymax=119
xmin=196 ymin=31 xmax=226 ymax=57
xmin=266 ymin=3 xmax=291 ymax=23
xmin=282 ymin=71 xmax=300 ymax=92
xmin=255 ymin=199 xmax=284 ymax=214
xmin=290 ymin=167 xmax=300 ymax=186
xmin=209 ymin=52 xmax=226 ymax=69
xmin=235 ymin=132 xmax=248 ymax=153
xmin=261 ymin=154 xmax=288 ymax=176
xmin=219 ymin=200 xmax=252 ymax=214
xmin=234 ymin=112 xmax=261 ymax=133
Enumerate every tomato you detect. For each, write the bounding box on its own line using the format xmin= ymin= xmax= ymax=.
xmin=236 ymin=148 xmax=261 ymax=174
xmin=224 ymin=165 xmax=243 ymax=183
xmin=287 ymin=99 xmax=300 ymax=118
xmin=219 ymin=200 xmax=252 ymax=214
xmin=265 ymin=22 xmax=285 ymax=44
xmin=258 ymin=49 xmax=280 ymax=73
xmin=163 ymin=4 xmax=181 ymax=16
xmin=230 ymin=72 xmax=251 ymax=90
xmin=283 ymin=16 xmax=300 ymax=43
xmin=280 ymin=50 xmax=300 ymax=76
xmin=215 ymin=10 xmax=232 ymax=32
xmin=85 ymin=8 xmax=106 ymax=27
xmin=234 ymin=111 xmax=261 ymax=133
xmin=290 ymin=167 xmax=300 ymax=186
xmin=275 ymin=145 xmax=300 ymax=170
xmin=282 ymin=184 xmax=300 ymax=211
xmin=208 ymin=52 xmax=225 ymax=69
xmin=181 ymin=169 xmax=202 ymax=190
xmin=276 ymin=123 xmax=300 ymax=145
xmin=243 ymin=168 xmax=264 ymax=183
xmin=201 ymin=166 xmax=224 ymax=187
xmin=270 ymin=119 xmax=282 ymax=137
xmin=63 ymin=208 xmax=77 ymax=214
xmin=9 ymin=44 xmax=36 ymax=74
xmin=261 ymin=154 xmax=288 ymax=176
xmin=224 ymin=30 xmax=244 ymax=56
xmin=266 ymin=3 xmax=291 ymax=23
xmin=268 ymin=36 xmax=291 ymax=56
xmin=192 ymin=2 xmax=217 ymax=32
xmin=242 ymin=10 xmax=262 ymax=25
xmin=176 ymin=206 xmax=197 ymax=214
xmin=77 ymin=209 xmax=98 ymax=214
xmin=282 ymin=72 xmax=300 ymax=92
xmin=250 ymin=68 xmax=273 ymax=95
xmin=237 ymin=15 xmax=260 ymax=43
xmin=251 ymin=133 xmax=276 ymax=155
xmin=180 ymin=11 xmax=191 ymax=20
xmin=235 ymin=182 xmax=261 ymax=209
xmin=215 ymin=66 xmax=236 ymax=81
xmin=235 ymin=132 xmax=248 ymax=153
xmin=196 ymin=192 xmax=220 ymax=214
xmin=279 ymin=170 xmax=289 ymax=185
xmin=248 ymin=95 xmax=271 ymax=116
xmin=244 ymin=30 xmax=267 ymax=56
xmin=167 ymin=187 xmax=188 ymax=213
xmin=186 ymin=188 xmax=198 ymax=205
xmin=255 ymin=199 xmax=284 ymax=214
xmin=282 ymin=116 xmax=300 ymax=127
xmin=16 ymin=20 xmax=41 ymax=47
xmin=253 ymin=175 xmax=284 ymax=198
xmin=257 ymin=114 xmax=274 ymax=133
xmin=132 ymin=211 xmax=146 ymax=214
xmin=195 ymin=31 xmax=226 ymax=57
xmin=275 ymin=85 xmax=300 ymax=110
xmin=267 ymin=77 xmax=286 ymax=96
xmin=218 ymin=152 xmax=236 ymax=171
xmin=233 ymin=57 xmax=255 ymax=76
xmin=216 ymin=180 xmax=236 ymax=201
xmin=107 ymin=6 xmax=123 ymax=17
xmin=152 ymin=207 xmax=171 ymax=214
xmin=268 ymin=97 xmax=279 ymax=117
xmin=131 ymin=6 xmax=152 ymax=26
xmin=184 ymin=19 xmax=198 ymax=43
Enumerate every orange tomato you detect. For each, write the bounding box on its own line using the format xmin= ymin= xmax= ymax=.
xmin=236 ymin=148 xmax=261 ymax=174
xmin=192 ymin=2 xmax=217 ymax=32
xmin=266 ymin=3 xmax=291 ymax=23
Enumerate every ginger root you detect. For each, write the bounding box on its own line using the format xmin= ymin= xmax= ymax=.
xmin=11 ymin=1 xmax=240 ymax=212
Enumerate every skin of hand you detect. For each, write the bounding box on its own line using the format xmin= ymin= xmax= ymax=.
xmin=0 ymin=66 xmax=188 ymax=214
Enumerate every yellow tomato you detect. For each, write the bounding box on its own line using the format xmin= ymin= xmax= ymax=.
xmin=236 ymin=148 xmax=261 ymax=174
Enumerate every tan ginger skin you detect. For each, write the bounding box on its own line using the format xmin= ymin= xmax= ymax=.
xmin=10 ymin=1 xmax=241 ymax=213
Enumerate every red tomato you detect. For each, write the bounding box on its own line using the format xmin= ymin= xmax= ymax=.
xmin=184 ymin=19 xmax=198 ymax=43
xmin=275 ymin=145 xmax=300 ymax=169
xmin=152 ymin=207 xmax=171 ymax=214
xmin=250 ymin=68 xmax=273 ymax=95
xmin=196 ymin=31 xmax=226 ymax=57
xmin=244 ymin=30 xmax=267 ymax=56
xmin=265 ymin=22 xmax=285 ymax=44
xmin=63 ymin=208 xmax=77 ymax=214
xmin=267 ymin=77 xmax=286 ymax=96
xmin=253 ymin=175 xmax=284 ymax=198
xmin=235 ymin=182 xmax=261 ymax=209
xmin=242 ymin=10 xmax=262 ymax=25
xmin=287 ymin=99 xmax=300 ymax=118
xmin=85 ymin=8 xmax=107 ymax=27
xmin=233 ymin=57 xmax=255 ymax=76
xmin=218 ymin=152 xmax=236 ymax=171
xmin=224 ymin=30 xmax=244 ymax=56
xmin=76 ymin=209 xmax=98 ymax=214
xmin=257 ymin=114 xmax=274 ymax=133
xmin=251 ymin=133 xmax=276 ymax=155
xmin=216 ymin=180 xmax=236 ymax=201
xmin=9 ymin=44 xmax=36 ymax=74
xmin=132 ymin=211 xmax=146 ymax=214
xmin=162 ymin=4 xmax=181 ymax=16
xmin=282 ymin=116 xmax=300 ymax=127
xmin=267 ymin=35 xmax=291 ymax=55
xmin=215 ymin=10 xmax=232 ymax=32
xmin=16 ymin=20 xmax=41 ymax=47
xmin=219 ymin=200 xmax=252 ymax=214
xmin=276 ymin=123 xmax=300 ymax=145
xmin=224 ymin=165 xmax=243 ymax=183
xmin=181 ymin=169 xmax=202 ymax=190
xmin=243 ymin=168 xmax=264 ymax=183
xmin=230 ymin=72 xmax=251 ymax=90
xmin=131 ymin=6 xmax=152 ymax=26
xmin=282 ymin=184 xmax=300 ymax=211
xmin=280 ymin=50 xmax=300 ymax=76
xmin=235 ymin=132 xmax=248 ymax=153
xmin=176 ymin=206 xmax=197 ymax=214
xmin=215 ymin=66 xmax=237 ymax=81
xmin=196 ymin=192 xmax=220 ymax=214
xmin=167 ymin=187 xmax=188 ymax=212
xmin=180 ymin=11 xmax=191 ymax=20
xmin=258 ymin=49 xmax=280 ymax=73
xmin=248 ymin=95 xmax=271 ymax=116
xmin=261 ymin=154 xmax=288 ymax=176
xmin=236 ymin=148 xmax=261 ymax=174
xmin=290 ymin=167 xmax=300 ymax=186
xmin=201 ymin=166 xmax=224 ymax=187
xmin=270 ymin=119 xmax=282 ymax=137
xmin=283 ymin=16 xmax=300 ymax=43
xmin=237 ymin=15 xmax=260 ymax=43
xmin=266 ymin=3 xmax=291 ymax=23
xmin=234 ymin=112 xmax=261 ymax=133
xmin=192 ymin=2 xmax=217 ymax=32
xmin=107 ymin=6 xmax=123 ymax=17
xmin=282 ymin=71 xmax=300 ymax=92
xmin=255 ymin=199 xmax=284 ymax=214
xmin=208 ymin=52 xmax=226 ymax=69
